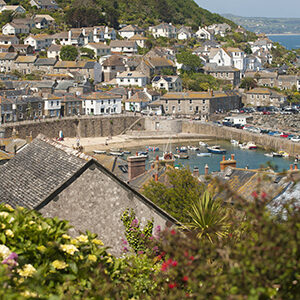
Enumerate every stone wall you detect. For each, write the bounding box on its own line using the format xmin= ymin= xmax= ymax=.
xmin=1 ymin=116 xmax=145 ymax=139
xmin=182 ymin=121 xmax=300 ymax=156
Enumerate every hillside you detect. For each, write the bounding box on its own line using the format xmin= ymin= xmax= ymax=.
xmin=223 ymin=14 xmax=300 ymax=34
xmin=4 ymin=0 xmax=236 ymax=29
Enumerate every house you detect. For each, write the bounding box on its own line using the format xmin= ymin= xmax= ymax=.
xmin=52 ymin=31 xmax=84 ymax=46
xmin=116 ymin=71 xmax=148 ymax=87
xmin=30 ymin=0 xmax=59 ymax=10
xmin=34 ymin=58 xmax=57 ymax=73
xmin=250 ymin=38 xmax=273 ymax=53
xmin=119 ymin=25 xmax=145 ymax=39
xmin=82 ymin=91 xmax=122 ymax=115
xmin=275 ymin=75 xmax=300 ymax=91
xmin=137 ymin=57 xmax=176 ymax=78
xmin=12 ymin=44 xmax=34 ymax=55
xmin=2 ymin=23 xmax=30 ymax=35
xmin=226 ymin=47 xmax=245 ymax=71
xmin=0 ymin=52 xmax=18 ymax=73
xmin=160 ymin=90 xmax=241 ymax=116
xmin=204 ymin=65 xmax=241 ymax=87
xmin=177 ymin=26 xmax=193 ymax=40
xmin=85 ymin=43 xmax=111 ymax=57
xmin=125 ymin=91 xmax=152 ymax=112
xmin=0 ymin=44 xmax=13 ymax=53
xmin=53 ymin=61 xmax=102 ymax=83
xmin=47 ymin=44 xmax=61 ymax=59
xmin=24 ymin=34 xmax=54 ymax=51
xmin=0 ymin=135 xmax=176 ymax=255
xmin=129 ymin=35 xmax=148 ymax=48
xmin=245 ymin=88 xmax=286 ymax=107
xmin=208 ymin=48 xmax=232 ymax=68
xmin=0 ymin=35 xmax=19 ymax=45
xmin=101 ymin=55 xmax=126 ymax=82
xmin=92 ymin=26 xmax=116 ymax=42
xmin=110 ymin=40 xmax=138 ymax=56
xmin=149 ymin=23 xmax=177 ymax=39
xmin=152 ymin=75 xmax=182 ymax=92
xmin=60 ymin=94 xmax=83 ymax=117
xmin=245 ymin=55 xmax=262 ymax=71
xmin=14 ymin=55 xmax=38 ymax=75
xmin=195 ymin=27 xmax=212 ymax=40
xmin=43 ymin=94 xmax=62 ymax=117
xmin=207 ymin=23 xmax=231 ymax=37
xmin=0 ymin=5 xmax=26 ymax=14
xmin=244 ymin=71 xmax=277 ymax=88
xmin=0 ymin=1 xmax=6 ymax=9
xmin=35 ymin=14 xmax=56 ymax=27
xmin=33 ymin=16 xmax=48 ymax=29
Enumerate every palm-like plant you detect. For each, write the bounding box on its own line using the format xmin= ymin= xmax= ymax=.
xmin=184 ymin=191 xmax=230 ymax=243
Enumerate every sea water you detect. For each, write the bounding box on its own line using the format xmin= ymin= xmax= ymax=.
xmin=268 ymin=34 xmax=300 ymax=50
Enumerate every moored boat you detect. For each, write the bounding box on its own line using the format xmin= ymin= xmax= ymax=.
xmin=239 ymin=142 xmax=257 ymax=150
xmin=93 ymin=150 xmax=106 ymax=154
xmin=138 ymin=151 xmax=148 ymax=157
xmin=109 ymin=151 xmax=124 ymax=156
xmin=146 ymin=146 xmax=159 ymax=152
xmin=230 ymin=139 xmax=239 ymax=146
xmin=279 ymin=151 xmax=289 ymax=158
xmin=174 ymin=154 xmax=189 ymax=159
xmin=188 ymin=146 xmax=199 ymax=151
xmin=123 ymin=150 xmax=131 ymax=154
xmin=199 ymin=141 xmax=208 ymax=147
xmin=207 ymin=145 xmax=226 ymax=154
xmin=197 ymin=152 xmax=212 ymax=157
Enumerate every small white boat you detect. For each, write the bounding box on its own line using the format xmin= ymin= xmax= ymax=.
xmin=272 ymin=152 xmax=282 ymax=157
xmin=188 ymin=146 xmax=199 ymax=151
xmin=230 ymin=139 xmax=239 ymax=146
xmin=239 ymin=142 xmax=257 ymax=150
xmin=199 ymin=141 xmax=208 ymax=147
xmin=264 ymin=153 xmax=273 ymax=157
xmin=123 ymin=150 xmax=131 ymax=154
xmin=93 ymin=150 xmax=106 ymax=154
xmin=197 ymin=152 xmax=212 ymax=157
xmin=174 ymin=153 xmax=189 ymax=159
xmin=207 ymin=145 xmax=226 ymax=154
xmin=109 ymin=150 xmax=124 ymax=156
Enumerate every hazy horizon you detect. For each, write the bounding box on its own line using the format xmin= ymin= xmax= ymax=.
xmin=196 ymin=0 xmax=300 ymax=18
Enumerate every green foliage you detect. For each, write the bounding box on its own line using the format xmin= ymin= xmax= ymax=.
xmin=176 ymin=51 xmax=203 ymax=73
xmin=240 ymin=77 xmax=257 ymax=90
xmin=121 ymin=209 xmax=153 ymax=253
xmin=60 ymin=45 xmax=78 ymax=61
xmin=0 ymin=11 xmax=13 ymax=28
xmin=143 ymin=167 xmax=204 ymax=223
xmin=80 ymin=47 xmax=95 ymax=59
xmin=180 ymin=72 xmax=220 ymax=91
xmin=184 ymin=191 xmax=230 ymax=242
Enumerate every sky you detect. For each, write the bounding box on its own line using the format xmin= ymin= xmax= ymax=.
xmin=195 ymin=0 xmax=300 ymax=18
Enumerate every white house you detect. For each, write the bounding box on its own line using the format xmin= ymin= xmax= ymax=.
xmin=83 ymin=91 xmax=122 ymax=115
xmin=250 ymin=38 xmax=273 ymax=53
xmin=85 ymin=43 xmax=111 ymax=57
xmin=208 ymin=48 xmax=232 ymax=67
xmin=149 ymin=23 xmax=177 ymax=39
xmin=0 ymin=5 xmax=26 ymax=13
xmin=52 ymin=31 xmax=84 ymax=47
xmin=195 ymin=27 xmax=212 ymax=40
xmin=110 ymin=40 xmax=138 ymax=55
xmin=0 ymin=1 xmax=6 ymax=9
xmin=119 ymin=25 xmax=144 ymax=39
xmin=177 ymin=26 xmax=193 ymax=40
xmin=2 ymin=23 xmax=30 ymax=35
xmin=129 ymin=34 xmax=148 ymax=48
xmin=125 ymin=91 xmax=152 ymax=112
xmin=43 ymin=95 xmax=61 ymax=117
xmin=152 ymin=75 xmax=182 ymax=92
xmin=207 ymin=23 xmax=231 ymax=37
xmin=47 ymin=44 xmax=61 ymax=59
xmin=92 ymin=26 xmax=116 ymax=42
xmin=116 ymin=71 xmax=147 ymax=87
xmin=226 ymin=47 xmax=245 ymax=71
xmin=25 ymin=34 xmax=54 ymax=51
xmin=245 ymin=55 xmax=262 ymax=71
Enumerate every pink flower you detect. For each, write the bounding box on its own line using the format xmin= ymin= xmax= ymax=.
xmin=170 ymin=229 xmax=176 ymax=235
xmin=189 ymin=256 xmax=194 ymax=261
xmin=252 ymin=191 xmax=258 ymax=198
xmin=168 ymin=283 xmax=177 ymax=289
xmin=161 ymin=262 xmax=168 ymax=271
xmin=261 ymin=191 xmax=267 ymax=199
xmin=171 ymin=260 xmax=178 ymax=267
xmin=137 ymin=250 xmax=144 ymax=255
xmin=182 ymin=276 xmax=189 ymax=282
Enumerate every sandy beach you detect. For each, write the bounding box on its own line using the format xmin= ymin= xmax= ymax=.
xmin=61 ymin=133 xmax=214 ymax=154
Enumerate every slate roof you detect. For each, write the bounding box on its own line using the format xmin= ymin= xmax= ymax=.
xmin=0 ymin=135 xmax=91 ymax=209
xmin=110 ymin=40 xmax=137 ymax=48
xmin=34 ymin=58 xmax=57 ymax=66
xmin=126 ymin=91 xmax=150 ymax=103
xmin=102 ymin=55 xmax=124 ymax=67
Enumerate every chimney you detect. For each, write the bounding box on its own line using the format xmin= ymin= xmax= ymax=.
xmin=68 ymin=30 xmax=72 ymax=41
xmin=105 ymin=26 xmax=108 ymax=34
xmin=290 ymin=164 xmax=294 ymax=171
xmin=220 ymin=154 xmax=236 ymax=171
xmin=205 ymin=164 xmax=209 ymax=175
xmin=127 ymin=155 xmax=146 ymax=181
xmin=294 ymin=164 xmax=298 ymax=170
xmin=193 ymin=166 xmax=199 ymax=177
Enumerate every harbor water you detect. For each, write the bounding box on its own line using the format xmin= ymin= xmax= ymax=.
xmin=125 ymin=140 xmax=296 ymax=174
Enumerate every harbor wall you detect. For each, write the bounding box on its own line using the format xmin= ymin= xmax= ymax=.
xmin=182 ymin=121 xmax=300 ymax=156
xmin=1 ymin=116 xmax=144 ymax=139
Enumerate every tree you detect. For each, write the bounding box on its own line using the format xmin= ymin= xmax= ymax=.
xmin=240 ymin=77 xmax=257 ymax=90
xmin=60 ymin=46 xmax=79 ymax=61
xmin=184 ymin=191 xmax=230 ymax=242
xmin=80 ymin=47 xmax=95 ymax=59
xmin=176 ymin=51 xmax=203 ymax=73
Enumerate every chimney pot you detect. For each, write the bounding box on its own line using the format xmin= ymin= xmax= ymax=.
xmin=290 ymin=164 xmax=293 ymax=170
xmin=294 ymin=164 xmax=298 ymax=170
xmin=231 ymin=154 xmax=235 ymax=160
xmin=222 ymin=155 xmax=225 ymax=161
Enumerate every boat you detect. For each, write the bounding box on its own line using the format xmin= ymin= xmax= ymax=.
xmin=176 ymin=146 xmax=188 ymax=153
xmin=272 ymin=152 xmax=283 ymax=157
xmin=138 ymin=151 xmax=148 ymax=157
xmin=239 ymin=142 xmax=257 ymax=150
xmin=123 ymin=150 xmax=131 ymax=154
xmin=207 ymin=145 xmax=226 ymax=154
xmin=199 ymin=141 xmax=208 ymax=147
xmin=174 ymin=154 xmax=189 ymax=159
xmin=279 ymin=151 xmax=289 ymax=158
xmin=264 ymin=153 xmax=273 ymax=157
xmin=230 ymin=139 xmax=239 ymax=146
xmin=188 ymin=146 xmax=199 ymax=151
xmin=109 ymin=151 xmax=124 ymax=156
xmin=146 ymin=146 xmax=159 ymax=152
xmin=197 ymin=152 xmax=212 ymax=157
xmin=93 ymin=150 xmax=106 ymax=154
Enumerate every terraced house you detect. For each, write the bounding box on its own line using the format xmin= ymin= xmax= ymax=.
xmin=245 ymin=88 xmax=287 ymax=107
xmin=160 ymin=91 xmax=241 ymax=117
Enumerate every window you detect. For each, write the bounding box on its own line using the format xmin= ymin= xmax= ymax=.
xmin=202 ymin=100 xmax=205 ymax=104
xmin=38 ymin=103 xmax=42 ymax=109
xmin=113 ymin=99 xmax=116 ymax=104
xmin=101 ymin=100 xmax=104 ymax=104
xmin=178 ymin=100 xmax=181 ymax=104
xmin=166 ymin=106 xmax=169 ymax=111
xmin=108 ymin=100 xmax=110 ymax=104
xmin=178 ymin=105 xmax=181 ymax=111
xmin=135 ymin=79 xmax=138 ymax=83
xmin=91 ymin=100 xmax=93 ymax=105
xmin=51 ymin=101 xmax=53 ymax=106
xmin=120 ymin=79 xmax=124 ymax=82
xmin=190 ymin=106 xmax=193 ymax=111
xmin=57 ymin=101 xmax=59 ymax=105
xmin=189 ymin=99 xmax=192 ymax=104
xmin=165 ymin=100 xmax=168 ymax=104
